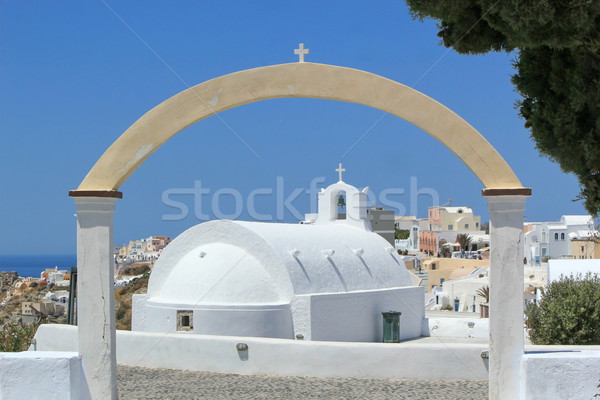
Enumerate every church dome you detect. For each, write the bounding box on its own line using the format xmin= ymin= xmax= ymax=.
xmin=151 ymin=242 xmax=282 ymax=306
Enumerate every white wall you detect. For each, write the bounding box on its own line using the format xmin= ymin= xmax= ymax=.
xmin=523 ymin=267 xmax=547 ymax=287
xmin=32 ymin=325 xmax=600 ymax=390
xmin=548 ymin=259 xmax=600 ymax=283
xmin=136 ymin=287 xmax=424 ymax=342
xmin=427 ymin=316 xmax=489 ymax=338
xmin=306 ymin=286 xmax=425 ymax=342
xmin=138 ymin=299 xmax=294 ymax=339
xmin=131 ymin=293 xmax=147 ymax=331
xmin=521 ymin=350 xmax=600 ymax=400
xmin=33 ymin=324 xmax=489 ymax=381
xmin=0 ymin=351 xmax=89 ymax=400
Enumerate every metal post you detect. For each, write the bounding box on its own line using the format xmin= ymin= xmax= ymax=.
xmin=67 ymin=267 xmax=77 ymax=325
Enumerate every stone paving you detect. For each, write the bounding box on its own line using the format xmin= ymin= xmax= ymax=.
xmin=118 ymin=366 xmax=488 ymax=400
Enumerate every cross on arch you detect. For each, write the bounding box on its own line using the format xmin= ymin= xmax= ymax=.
xmin=294 ymin=43 xmax=309 ymax=63
xmin=336 ymin=163 xmax=346 ymax=182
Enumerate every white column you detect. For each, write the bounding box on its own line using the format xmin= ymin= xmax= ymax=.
xmin=487 ymin=195 xmax=527 ymax=400
xmin=74 ymin=197 xmax=118 ymax=400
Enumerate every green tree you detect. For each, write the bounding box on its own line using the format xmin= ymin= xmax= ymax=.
xmin=456 ymin=233 xmax=473 ymax=251
xmin=395 ymin=229 xmax=410 ymax=240
xmin=525 ymin=273 xmax=600 ymax=345
xmin=405 ymin=1 xmax=600 ymax=215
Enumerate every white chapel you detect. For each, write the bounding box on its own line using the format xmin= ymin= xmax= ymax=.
xmin=132 ymin=170 xmax=426 ymax=342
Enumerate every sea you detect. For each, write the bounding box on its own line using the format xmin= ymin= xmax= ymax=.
xmin=0 ymin=255 xmax=77 ymax=278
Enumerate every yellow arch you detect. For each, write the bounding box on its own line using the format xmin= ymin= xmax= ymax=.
xmin=76 ymin=62 xmax=524 ymax=192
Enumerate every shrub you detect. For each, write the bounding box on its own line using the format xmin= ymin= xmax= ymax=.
xmin=525 ymin=273 xmax=600 ymax=345
xmin=122 ymin=264 xmax=150 ymax=276
xmin=0 ymin=321 xmax=40 ymax=352
xmin=395 ymin=229 xmax=410 ymax=240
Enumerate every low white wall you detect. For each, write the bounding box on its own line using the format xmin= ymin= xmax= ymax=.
xmin=428 ymin=316 xmax=489 ymax=338
xmin=308 ymin=286 xmax=425 ymax=342
xmin=521 ymin=350 xmax=600 ymax=400
xmin=33 ymin=324 xmax=488 ymax=380
xmin=131 ymin=293 xmax=147 ymax=331
xmin=0 ymin=351 xmax=89 ymax=400
xmin=548 ymin=259 xmax=600 ymax=282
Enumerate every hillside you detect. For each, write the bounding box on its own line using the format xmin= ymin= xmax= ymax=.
xmin=115 ymin=273 xmax=149 ymax=330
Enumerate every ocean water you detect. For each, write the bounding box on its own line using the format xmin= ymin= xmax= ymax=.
xmin=0 ymin=255 xmax=77 ymax=278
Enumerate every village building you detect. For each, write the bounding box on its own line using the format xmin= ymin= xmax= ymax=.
xmin=44 ymin=290 xmax=69 ymax=305
xmin=432 ymin=262 xmax=548 ymax=314
xmin=394 ymin=216 xmax=426 ymax=253
xmin=419 ymin=206 xmax=485 ymax=255
xmin=21 ymin=301 xmax=65 ymax=324
xmin=132 ymin=176 xmax=426 ymax=342
xmin=435 ymin=267 xmax=489 ymax=313
xmin=116 ymin=236 xmax=172 ymax=262
xmin=523 ymin=215 xmax=596 ymax=266
xmin=422 ymin=257 xmax=489 ymax=293
xmin=569 ymin=232 xmax=600 ymax=260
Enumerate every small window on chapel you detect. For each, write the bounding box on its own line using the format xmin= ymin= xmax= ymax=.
xmin=177 ymin=310 xmax=193 ymax=332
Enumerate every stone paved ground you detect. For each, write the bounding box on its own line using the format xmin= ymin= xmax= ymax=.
xmin=118 ymin=366 xmax=488 ymax=400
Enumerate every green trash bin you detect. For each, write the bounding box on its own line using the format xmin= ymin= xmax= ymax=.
xmin=382 ymin=311 xmax=401 ymax=343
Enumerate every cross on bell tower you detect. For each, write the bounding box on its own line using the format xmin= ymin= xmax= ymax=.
xmin=336 ymin=163 xmax=346 ymax=182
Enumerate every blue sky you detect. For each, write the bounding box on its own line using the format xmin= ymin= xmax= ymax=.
xmin=0 ymin=1 xmax=587 ymax=255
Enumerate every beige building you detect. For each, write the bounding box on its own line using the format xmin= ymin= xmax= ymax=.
xmin=571 ymin=238 xmax=600 ymax=260
xmin=427 ymin=206 xmax=481 ymax=231
xmin=21 ymin=301 xmax=65 ymax=323
xmin=422 ymin=257 xmax=489 ymax=292
xmin=420 ymin=206 xmax=483 ymax=254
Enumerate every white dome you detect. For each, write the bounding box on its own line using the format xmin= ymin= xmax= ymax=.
xmin=154 ymin=242 xmax=282 ymax=306
xmin=147 ymin=219 xmax=413 ymax=306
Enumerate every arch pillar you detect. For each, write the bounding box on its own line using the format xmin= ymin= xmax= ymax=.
xmin=71 ymin=191 xmax=122 ymax=400
xmin=483 ymin=189 xmax=531 ymax=400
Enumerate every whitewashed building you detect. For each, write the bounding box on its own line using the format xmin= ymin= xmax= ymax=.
xmin=394 ymin=216 xmax=424 ymax=252
xmin=438 ymin=267 xmax=489 ymax=313
xmin=523 ymin=215 xmax=595 ymax=266
xmin=132 ymin=179 xmax=425 ymax=342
